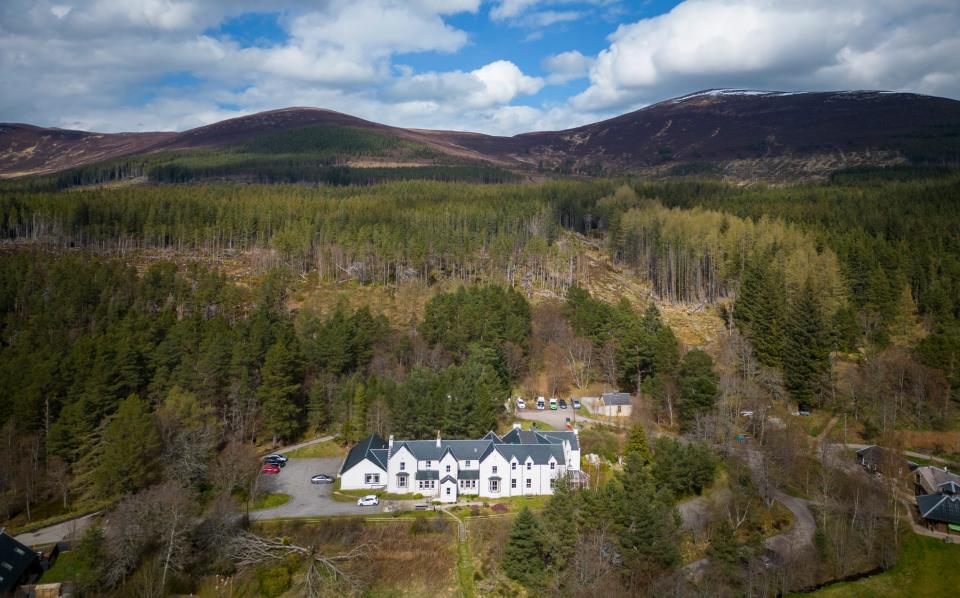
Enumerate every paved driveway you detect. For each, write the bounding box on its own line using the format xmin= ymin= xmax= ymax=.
xmin=249 ymin=458 xmax=418 ymax=519
xmin=15 ymin=512 xmax=99 ymax=547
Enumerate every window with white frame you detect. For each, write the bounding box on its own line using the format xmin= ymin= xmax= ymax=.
xmin=446 ymin=487 xmax=451 ymax=495
xmin=526 ymin=462 xmax=531 ymax=471
xmin=492 ymin=465 xmax=498 ymax=474
xmin=425 ymin=460 xmax=431 ymax=468
xmin=526 ymin=479 xmax=532 ymax=488
xmin=465 ymin=460 xmax=471 ymax=467
xmin=489 ymin=479 xmax=499 ymax=492
xmin=445 ymin=464 xmax=451 ymax=473
xmin=550 ymin=479 xmax=555 ymax=489
xmin=511 ymin=479 xmax=517 ymax=489
xmin=400 ymin=461 xmax=406 ymax=471
xmin=398 ymin=475 xmax=406 ymax=488
xmin=511 ymin=462 xmax=517 ymax=470
xmin=550 ymin=461 xmax=555 ymax=470
xmin=365 ymin=474 xmax=380 ymax=484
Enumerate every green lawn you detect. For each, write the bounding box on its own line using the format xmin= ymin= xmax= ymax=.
xmin=329 ymin=480 xmax=425 ymax=502
xmin=797 ymin=533 xmax=960 ymax=597
xmin=38 ymin=551 xmax=82 ymax=584
xmin=251 ymin=493 xmax=291 ymax=510
xmin=285 ymin=440 xmax=348 ymax=459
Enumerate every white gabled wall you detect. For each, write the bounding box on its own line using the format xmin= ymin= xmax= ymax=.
xmin=478 ymin=450 xmax=508 ymax=499
xmin=386 ymin=445 xmax=415 ymax=494
xmin=440 ymin=450 xmax=458 ymax=478
xmin=339 ymin=457 xmax=386 ymax=490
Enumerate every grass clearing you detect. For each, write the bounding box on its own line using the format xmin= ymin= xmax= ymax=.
xmin=38 ymin=551 xmax=82 ymax=584
xmin=285 ymin=440 xmax=348 ymax=459
xmin=251 ymin=493 xmax=290 ymax=511
xmin=796 ymin=533 xmax=960 ymax=597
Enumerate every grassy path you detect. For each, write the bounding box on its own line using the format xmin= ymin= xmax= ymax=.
xmin=442 ymin=508 xmax=476 ymax=598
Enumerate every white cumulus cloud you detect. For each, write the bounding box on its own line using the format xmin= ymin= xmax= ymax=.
xmin=573 ymin=0 xmax=960 ymax=112
xmin=542 ymin=50 xmax=593 ymax=84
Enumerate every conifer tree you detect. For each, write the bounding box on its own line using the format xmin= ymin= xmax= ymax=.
xmin=616 ymin=450 xmax=679 ymax=581
xmin=734 ymin=260 xmax=786 ymax=367
xmin=541 ymin=476 xmax=579 ymax=573
xmin=95 ymin=394 xmax=160 ymax=497
xmin=677 ymin=349 xmax=719 ymax=428
xmin=783 ymin=283 xmax=830 ymax=405
xmin=502 ymin=506 xmax=545 ymax=586
xmin=258 ymin=339 xmax=302 ymax=446
xmin=624 ymin=423 xmax=652 ymax=467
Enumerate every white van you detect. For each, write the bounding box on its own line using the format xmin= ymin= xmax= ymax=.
xmin=536 ymin=396 xmax=545 ymax=410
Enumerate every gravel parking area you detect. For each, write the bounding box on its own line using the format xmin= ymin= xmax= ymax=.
xmin=250 ymin=457 xmax=388 ymax=519
xmin=514 ymin=407 xmax=598 ymax=430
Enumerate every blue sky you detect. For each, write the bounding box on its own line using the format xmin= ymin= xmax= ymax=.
xmin=1 ymin=0 xmax=959 ymax=134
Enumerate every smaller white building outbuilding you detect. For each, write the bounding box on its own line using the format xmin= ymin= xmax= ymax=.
xmin=596 ymin=392 xmax=633 ymax=417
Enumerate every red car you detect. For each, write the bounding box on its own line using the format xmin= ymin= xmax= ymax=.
xmin=261 ymin=463 xmax=281 ymax=474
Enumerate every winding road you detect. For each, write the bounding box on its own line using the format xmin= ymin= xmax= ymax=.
xmin=683 ymin=448 xmax=816 ymax=580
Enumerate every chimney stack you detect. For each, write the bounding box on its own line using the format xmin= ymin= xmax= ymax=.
xmin=436 ymin=430 xmax=442 ymax=448
xmin=388 ymin=435 xmax=394 ymax=449
xmin=512 ymin=422 xmax=522 ymax=430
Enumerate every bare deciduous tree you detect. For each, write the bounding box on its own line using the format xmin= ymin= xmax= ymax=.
xmin=565 ymin=336 xmax=595 ymax=392
xmin=209 ymin=440 xmax=259 ymax=495
xmin=229 ymin=531 xmax=370 ymax=597
xmin=104 ymin=481 xmax=194 ymax=589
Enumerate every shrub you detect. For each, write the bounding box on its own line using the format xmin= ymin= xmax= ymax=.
xmin=256 ymin=564 xmax=291 ymax=598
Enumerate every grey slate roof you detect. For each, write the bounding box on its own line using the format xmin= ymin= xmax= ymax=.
xmin=339 ymin=434 xmax=388 ymax=474
xmin=369 ymin=449 xmax=389 ymax=470
xmin=0 ymin=532 xmax=39 ymax=594
xmin=917 ymin=493 xmax=960 ymax=525
xmin=539 ymin=431 xmax=580 ymax=451
xmin=391 ymin=439 xmax=493 ymax=461
xmin=601 ymin=392 xmax=631 ymax=406
xmin=916 ymin=466 xmax=960 ymax=494
xmin=459 ymin=469 xmax=480 ymax=479
xmin=415 ymin=470 xmax=440 ymax=480
xmin=939 ymin=481 xmax=960 ymax=494
xmin=440 ymin=475 xmax=457 ymax=484
xmin=495 ymin=443 xmax=564 ymax=465
xmin=501 ymin=428 xmax=549 ymax=445
xmin=502 ymin=428 xmax=580 ymax=451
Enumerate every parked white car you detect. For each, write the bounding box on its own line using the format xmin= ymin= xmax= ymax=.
xmin=357 ymin=495 xmax=379 ymax=507
xmin=536 ymin=396 xmax=546 ymax=410
xmin=516 ymin=398 xmax=526 ymax=409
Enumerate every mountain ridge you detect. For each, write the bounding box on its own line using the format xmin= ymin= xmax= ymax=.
xmin=3 ymin=88 xmax=960 ymax=180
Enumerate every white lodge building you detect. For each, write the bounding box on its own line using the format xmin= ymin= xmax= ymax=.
xmin=338 ymin=425 xmax=582 ymax=503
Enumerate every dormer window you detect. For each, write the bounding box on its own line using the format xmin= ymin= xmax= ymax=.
xmin=511 ymin=462 xmax=517 ymax=471
xmin=526 ymin=462 xmax=532 ymax=471
xmin=550 ymin=461 xmax=555 ymax=470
